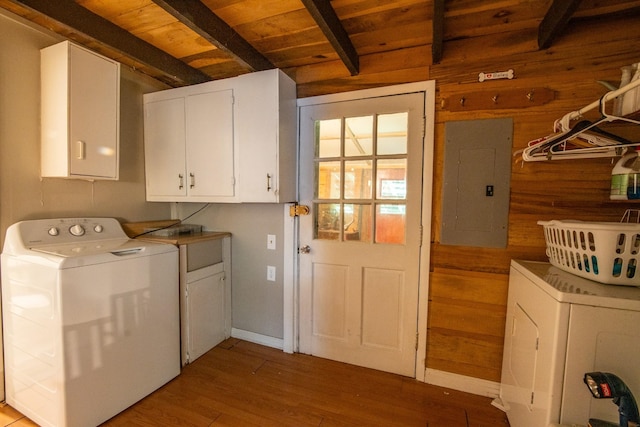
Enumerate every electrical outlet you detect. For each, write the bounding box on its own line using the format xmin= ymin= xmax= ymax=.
xmin=267 ymin=265 xmax=276 ymax=282
xmin=267 ymin=234 xmax=276 ymax=250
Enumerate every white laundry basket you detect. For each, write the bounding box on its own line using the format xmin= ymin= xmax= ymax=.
xmin=538 ymin=219 xmax=640 ymax=286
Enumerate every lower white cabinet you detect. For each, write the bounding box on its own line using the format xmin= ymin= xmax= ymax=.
xmin=179 ymin=237 xmax=232 ymax=365
xmin=185 ymin=263 xmax=225 ymax=363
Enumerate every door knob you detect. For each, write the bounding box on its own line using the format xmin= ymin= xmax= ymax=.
xmin=299 ymin=245 xmax=311 ymax=254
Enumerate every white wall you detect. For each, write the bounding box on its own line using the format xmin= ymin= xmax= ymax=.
xmin=0 ymin=9 xmax=171 ymax=249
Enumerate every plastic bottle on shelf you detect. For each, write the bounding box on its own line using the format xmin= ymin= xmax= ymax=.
xmin=610 ymin=149 xmax=640 ymax=200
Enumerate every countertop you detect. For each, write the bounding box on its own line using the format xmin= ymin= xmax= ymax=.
xmin=121 ymin=220 xmax=231 ymax=246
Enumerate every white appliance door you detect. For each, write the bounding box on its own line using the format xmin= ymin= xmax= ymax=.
xmin=561 ymin=304 xmax=640 ymax=425
xmin=500 ymin=265 xmax=570 ymax=427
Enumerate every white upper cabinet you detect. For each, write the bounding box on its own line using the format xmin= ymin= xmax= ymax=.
xmin=235 ymin=69 xmax=297 ymax=203
xmin=143 ymin=69 xmax=297 ymax=203
xmin=144 ymin=85 xmax=236 ymax=202
xmin=41 ymin=41 xmax=120 ymax=180
xmin=143 ymin=97 xmax=187 ymax=199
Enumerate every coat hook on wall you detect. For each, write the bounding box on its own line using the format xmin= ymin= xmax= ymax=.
xmin=443 ymin=87 xmax=555 ymax=111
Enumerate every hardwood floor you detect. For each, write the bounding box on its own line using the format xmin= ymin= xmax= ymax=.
xmin=1 ymin=339 xmax=509 ymax=426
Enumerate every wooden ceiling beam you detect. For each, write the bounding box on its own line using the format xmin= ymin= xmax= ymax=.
xmin=432 ymin=0 xmax=444 ymax=64
xmin=6 ymin=0 xmax=211 ymax=86
xmin=151 ymin=0 xmax=273 ymax=72
xmin=538 ymin=0 xmax=581 ymax=49
xmin=300 ymin=0 xmax=359 ymax=76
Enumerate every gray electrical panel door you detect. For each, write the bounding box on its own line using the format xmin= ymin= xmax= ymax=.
xmin=441 ymin=118 xmax=512 ymax=248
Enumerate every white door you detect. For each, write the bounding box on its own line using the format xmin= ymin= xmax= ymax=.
xmin=299 ymin=92 xmax=425 ymax=377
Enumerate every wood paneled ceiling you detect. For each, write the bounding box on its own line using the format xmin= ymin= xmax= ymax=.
xmin=1 ymin=0 xmax=639 ymax=88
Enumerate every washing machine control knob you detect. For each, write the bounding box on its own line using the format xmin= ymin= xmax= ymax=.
xmin=94 ymin=225 xmax=103 ymax=233
xmin=69 ymin=224 xmax=85 ymax=236
xmin=48 ymin=227 xmax=59 ymax=236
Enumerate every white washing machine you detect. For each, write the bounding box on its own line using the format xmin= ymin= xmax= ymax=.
xmin=497 ymin=260 xmax=640 ymax=427
xmin=1 ymin=218 xmax=180 ymax=427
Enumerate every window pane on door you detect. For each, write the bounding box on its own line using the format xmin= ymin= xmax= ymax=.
xmin=345 ymin=160 xmax=372 ymax=199
xmin=345 ymin=116 xmax=373 ymax=156
xmin=377 ymin=112 xmax=408 ymax=155
xmin=316 ymin=161 xmax=341 ymax=199
xmin=377 ymin=159 xmax=407 ymax=200
xmin=344 ymin=203 xmax=372 ymax=242
xmin=317 ymin=119 xmax=341 ymax=158
xmin=376 ymin=204 xmax=406 ymax=244
xmin=316 ymin=203 xmax=341 ymax=240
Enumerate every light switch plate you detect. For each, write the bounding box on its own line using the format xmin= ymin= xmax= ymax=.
xmin=267 ymin=234 xmax=276 ymax=250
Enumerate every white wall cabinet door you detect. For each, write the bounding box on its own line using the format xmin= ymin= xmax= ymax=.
xmin=144 ymin=88 xmax=236 ymax=202
xmin=185 ymin=90 xmax=235 ymax=199
xmin=41 ymin=41 xmax=120 ymax=180
xmin=235 ymin=69 xmax=297 ymax=203
xmin=144 ymin=97 xmax=188 ymax=199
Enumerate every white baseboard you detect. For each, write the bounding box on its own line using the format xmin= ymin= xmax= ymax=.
xmin=425 ymin=368 xmax=501 ymax=398
xmin=231 ymin=328 xmax=284 ymax=350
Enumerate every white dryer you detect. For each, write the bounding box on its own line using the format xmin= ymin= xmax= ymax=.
xmin=497 ymin=260 xmax=640 ymax=427
xmin=1 ymin=218 xmax=180 ymax=427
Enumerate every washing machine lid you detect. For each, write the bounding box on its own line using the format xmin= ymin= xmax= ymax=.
xmin=2 ymin=217 xmax=177 ymax=267
xmin=513 ymin=260 xmax=640 ymax=310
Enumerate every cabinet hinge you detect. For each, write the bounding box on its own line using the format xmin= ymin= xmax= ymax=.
xmin=289 ymin=203 xmax=310 ymax=217
xmin=422 ymin=116 xmax=426 ymax=138
xmin=530 ymin=391 xmax=534 ymax=405
xmin=415 ymin=332 xmax=419 ymax=350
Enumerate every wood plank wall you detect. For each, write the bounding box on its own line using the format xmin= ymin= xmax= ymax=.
xmin=292 ymin=13 xmax=640 ymax=383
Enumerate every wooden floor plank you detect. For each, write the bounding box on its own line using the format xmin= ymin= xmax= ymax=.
xmin=0 ymin=338 xmax=510 ymax=426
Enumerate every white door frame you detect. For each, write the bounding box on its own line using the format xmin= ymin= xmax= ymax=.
xmin=284 ymin=81 xmax=435 ymax=382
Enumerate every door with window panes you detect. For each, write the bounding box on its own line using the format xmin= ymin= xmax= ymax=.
xmin=298 ymin=92 xmax=424 ymax=376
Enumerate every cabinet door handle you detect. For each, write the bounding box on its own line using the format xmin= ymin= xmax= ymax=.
xmin=190 ymin=172 xmax=195 ymax=189
xmin=76 ymin=140 xmax=86 ymax=160
xmin=266 ymin=173 xmax=272 ymax=191
xmin=179 ymin=174 xmax=184 ymax=189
